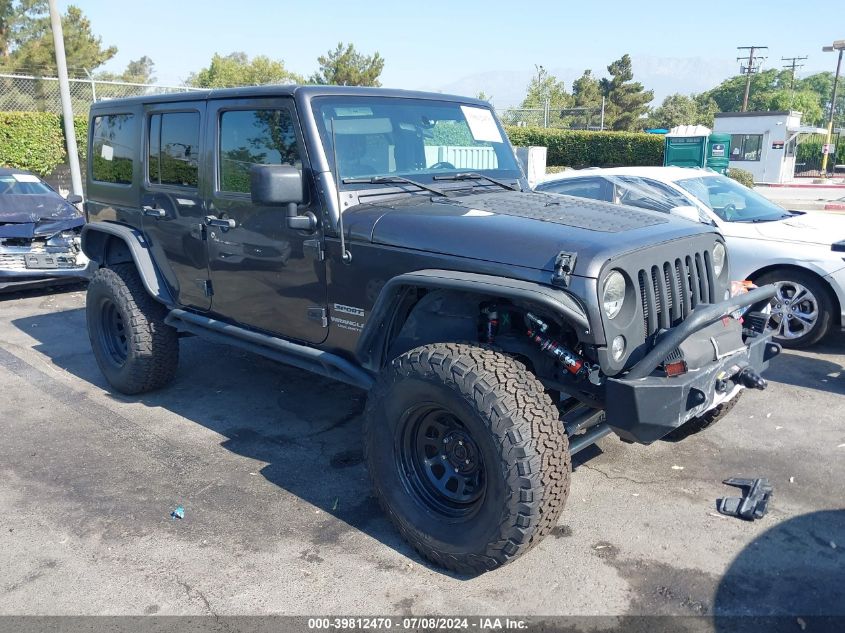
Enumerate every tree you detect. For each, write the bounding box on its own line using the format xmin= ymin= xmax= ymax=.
xmin=645 ymin=93 xmax=719 ymax=129
xmin=0 ymin=0 xmax=14 ymax=58
xmin=187 ymin=52 xmax=303 ymax=88
xmin=96 ymin=55 xmax=155 ymax=83
xmin=700 ymin=69 xmax=827 ymax=126
xmin=121 ymin=55 xmax=154 ymax=83
xmin=476 ymin=90 xmax=492 ymax=103
xmin=521 ymin=65 xmax=570 ymax=110
xmin=572 ymin=69 xmax=602 ymax=108
xmin=4 ymin=1 xmax=116 ymax=76
xmin=599 ymin=54 xmax=653 ymax=131
xmin=570 ymin=69 xmax=603 ymax=129
xmin=309 ymin=42 xmax=384 ymax=86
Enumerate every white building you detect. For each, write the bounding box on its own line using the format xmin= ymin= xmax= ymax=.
xmin=712 ymin=111 xmax=806 ymax=184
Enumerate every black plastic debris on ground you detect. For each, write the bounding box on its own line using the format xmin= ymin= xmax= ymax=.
xmin=717 ymin=478 xmax=773 ymax=520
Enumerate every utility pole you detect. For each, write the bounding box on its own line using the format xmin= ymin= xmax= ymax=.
xmin=781 ymin=55 xmax=807 ymax=91
xmin=737 ymin=46 xmax=768 ymax=112
xmin=48 ymin=0 xmax=83 ymax=198
xmin=820 ymin=41 xmax=845 ymax=177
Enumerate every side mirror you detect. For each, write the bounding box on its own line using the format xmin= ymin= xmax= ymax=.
xmin=66 ymin=193 xmax=83 ymax=205
xmin=671 ymin=205 xmax=705 ymax=224
xmin=250 ymin=164 xmax=316 ymax=231
xmin=250 ymin=164 xmax=303 ymax=206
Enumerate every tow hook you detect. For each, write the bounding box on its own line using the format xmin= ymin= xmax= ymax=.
xmin=736 ymin=367 xmax=767 ymax=391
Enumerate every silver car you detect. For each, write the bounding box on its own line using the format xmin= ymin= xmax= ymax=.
xmin=537 ymin=166 xmax=845 ymax=348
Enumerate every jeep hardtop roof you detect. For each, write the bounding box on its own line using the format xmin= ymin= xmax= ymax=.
xmin=88 ymin=85 xmax=489 ymax=112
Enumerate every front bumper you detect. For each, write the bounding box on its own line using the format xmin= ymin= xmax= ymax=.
xmin=604 ymin=285 xmax=781 ymax=444
xmin=0 ymin=251 xmax=96 ymax=291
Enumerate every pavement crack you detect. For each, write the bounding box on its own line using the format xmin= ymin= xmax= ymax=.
xmin=580 ymin=462 xmax=673 ymax=486
xmin=175 ymin=577 xmax=219 ymax=621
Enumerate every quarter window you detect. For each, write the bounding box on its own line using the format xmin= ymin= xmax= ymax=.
xmin=91 ymin=114 xmax=136 ymax=184
xmin=219 ymin=109 xmax=301 ymax=194
xmin=148 ymin=112 xmax=200 ymax=188
xmin=730 ymin=134 xmax=763 ymax=161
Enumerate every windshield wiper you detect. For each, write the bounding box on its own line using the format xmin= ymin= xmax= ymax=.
xmin=342 ymin=175 xmax=446 ymax=197
xmin=433 ymin=172 xmax=519 ymax=191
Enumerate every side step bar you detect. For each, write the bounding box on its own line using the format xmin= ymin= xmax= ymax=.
xmin=165 ymin=309 xmax=375 ymax=391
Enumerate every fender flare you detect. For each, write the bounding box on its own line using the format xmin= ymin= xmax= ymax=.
xmin=81 ymin=222 xmax=175 ymax=305
xmin=355 ymin=269 xmax=591 ymax=370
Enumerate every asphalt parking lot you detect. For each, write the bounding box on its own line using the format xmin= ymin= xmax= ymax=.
xmin=1 ymin=284 xmax=843 ymax=617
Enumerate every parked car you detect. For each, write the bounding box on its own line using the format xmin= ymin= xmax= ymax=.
xmin=81 ymin=87 xmax=779 ymax=574
xmin=0 ymin=167 xmax=94 ymax=291
xmin=537 ymin=167 xmax=845 ymax=348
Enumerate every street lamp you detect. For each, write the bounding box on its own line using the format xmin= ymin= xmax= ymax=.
xmin=820 ymin=39 xmax=845 ymax=176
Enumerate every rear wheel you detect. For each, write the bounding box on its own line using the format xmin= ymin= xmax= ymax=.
xmin=364 ymin=343 xmax=570 ymax=574
xmin=756 ymin=270 xmax=835 ymax=349
xmin=86 ymin=263 xmax=179 ymax=394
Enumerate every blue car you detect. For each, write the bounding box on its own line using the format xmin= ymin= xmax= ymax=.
xmin=0 ymin=168 xmax=95 ymax=291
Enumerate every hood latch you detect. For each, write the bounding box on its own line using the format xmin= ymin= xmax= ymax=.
xmin=551 ymin=251 xmax=576 ymax=287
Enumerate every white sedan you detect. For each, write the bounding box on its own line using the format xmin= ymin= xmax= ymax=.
xmin=536 ymin=167 xmax=845 ymax=348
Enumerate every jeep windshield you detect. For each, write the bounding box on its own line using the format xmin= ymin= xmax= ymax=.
xmin=312 ymin=96 xmax=522 ymax=189
xmin=676 ymin=174 xmax=791 ymax=223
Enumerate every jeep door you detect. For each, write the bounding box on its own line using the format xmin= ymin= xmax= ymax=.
xmin=140 ymin=104 xmax=211 ymax=310
xmin=204 ymin=97 xmax=328 ymax=344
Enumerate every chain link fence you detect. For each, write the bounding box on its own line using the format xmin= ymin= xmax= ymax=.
xmin=497 ymin=103 xmax=605 ymax=130
xmin=0 ymin=73 xmax=201 ymax=115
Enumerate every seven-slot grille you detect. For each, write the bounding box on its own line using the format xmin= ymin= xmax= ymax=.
xmin=637 ymin=251 xmax=716 ymax=337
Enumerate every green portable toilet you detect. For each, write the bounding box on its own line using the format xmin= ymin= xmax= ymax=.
xmin=664 ymin=126 xmax=731 ymax=174
xmin=664 ymin=125 xmax=709 ymax=169
xmin=705 ymin=133 xmax=731 ymax=174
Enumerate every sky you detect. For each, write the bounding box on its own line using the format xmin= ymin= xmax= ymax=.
xmin=59 ymin=0 xmax=844 ymax=107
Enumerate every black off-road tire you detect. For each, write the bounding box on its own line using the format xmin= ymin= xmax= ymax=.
xmin=364 ymin=343 xmax=570 ymax=574
xmin=755 ymin=269 xmax=835 ymax=349
xmin=86 ymin=263 xmax=179 ymax=395
xmin=665 ymin=391 xmax=743 ymax=441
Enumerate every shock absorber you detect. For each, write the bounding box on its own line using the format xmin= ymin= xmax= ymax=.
xmin=526 ymin=312 xmax=587 ymax=379
xmin=480 ymin=303 xmax=499 ymax=344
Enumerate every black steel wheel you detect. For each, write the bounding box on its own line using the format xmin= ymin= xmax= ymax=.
xmin=365 ymin=343 xmax=570 ymax=575
xmin=97 ymin=298 xmax=129 ymax=367
xmin=86 ymin=263 xmax=179 ymax=395
xmin=398 ymin=404 xmax=486 ymax=518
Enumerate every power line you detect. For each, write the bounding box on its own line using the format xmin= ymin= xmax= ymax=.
xmin=737 ymin=45 xmax=768 ymax=111
xmin=782 ymin=55 xmax=808 ymax=91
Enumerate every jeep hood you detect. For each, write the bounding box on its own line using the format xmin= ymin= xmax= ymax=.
xmin=345 ymin=190 xmax=718 ymax=278
xmin=0 ymin=194 xmax=84 ymax=239
xmin=749 ymin=210 xmax=845 ymax=246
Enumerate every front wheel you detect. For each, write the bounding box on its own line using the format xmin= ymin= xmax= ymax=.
xmin=664 ymin=391 xmax=743 ymax=441
xmin=756 ymin=270 xmax=834 ymax=349
xmin=364 ymin=343 xmax=570 ymax=574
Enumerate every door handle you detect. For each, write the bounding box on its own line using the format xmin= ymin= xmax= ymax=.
xmin=142 ymin=205 xmax=166 ymax=218
xmin=205 ymin=216 xmax=236 ymax=229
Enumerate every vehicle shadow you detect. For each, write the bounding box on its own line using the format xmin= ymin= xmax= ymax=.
xmin=10 ymin=307 xmax=474 ymax=578
xmin=713 ymin=510 xmax=844 ymax=630
xmin=763 ymin=342 xmax=845 ymax=397
xmin=0 ymin=280 xmax=86 ymax=301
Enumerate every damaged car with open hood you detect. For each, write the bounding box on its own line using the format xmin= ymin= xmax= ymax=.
xmin=0 ymin=168 xmax=94 ymax=291
xmin=81 ymin=86 xmax=782 ymax=574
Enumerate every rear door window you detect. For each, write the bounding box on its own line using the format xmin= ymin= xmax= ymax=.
xmin=148 ymin=111 xmax=200 ymax=188
xmin=91 ymin=114 xmax=136 ymax=184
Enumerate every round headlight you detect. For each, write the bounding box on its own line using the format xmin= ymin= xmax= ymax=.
xmin=712 ymin=242 xmax=727 ymax=277
xmin=602 ymin=270 xmax=627 ymax=319
xmin=611 ymin=335 xmax=626 ymax=362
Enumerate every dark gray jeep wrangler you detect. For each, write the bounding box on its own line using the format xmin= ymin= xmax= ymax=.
xmin=82 ymin=86 xmax=779 ymax=574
